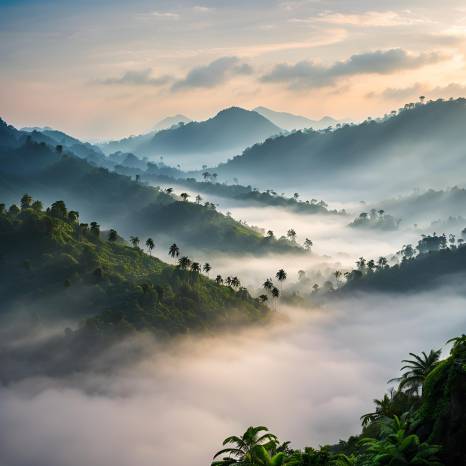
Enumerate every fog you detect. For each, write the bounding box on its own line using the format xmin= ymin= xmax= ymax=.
xmin=1 ymin=290 xmax=465 ymax=466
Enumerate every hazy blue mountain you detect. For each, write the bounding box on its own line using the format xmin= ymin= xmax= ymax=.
xmin=153 ymin=114 xmax=192 ymax=131
xmin=0 ymin=120 xmax=302 ymax=256
xmin=253 ymin=106 xmax=339 ymax=131
xmin=135 ymin=107 xmax=282 ymax=164
xmin=213 ymin=99 xmax=466 ymax=196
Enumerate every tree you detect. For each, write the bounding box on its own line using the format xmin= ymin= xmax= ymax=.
xmin=146 ymin=238 xmax=155 ymax=255
xmin=266 ymin=230 xmax=274 ymax=239
xmin=276 ymin=269 xmax=287 ymax=290
xmin=130 ymin=236 xmax=140 ymax=248
xmin=68 ymin=210 xmax=79 ymax=223
xmin=108 ymin=229 xmax=118 ymax=242
xmin=180 ymin=192 xmax=190 ymax=202
xmin=202 ymin=171 xmax=210 ymax=181
xmin=304 ymin=238 xmax=313 ymax=251
xmin=377 ymin=256 xmax=388 ymax=269
xmin=212 ymin=426 xmax=278 ymax=466
xmin=90 ymin=221 xmax=100 ymax=237
xmin=31 ymin=200 xmax=43 ymax=212
xmin=203 ymin=263 xmax=211 ymax=275
xmin=215 ymin=275 xmax=224 ymax=285
xmin=191 ymin=261 xmax=201 ymax=273
xmin=287 ymin=229 xmax=297 ymax=242
xmin=271 ymin=287 xmax=280 ymax=299
xmin=50 ymin=200 xmax=67 ymax=219
xmin=263 ymin=278 xmax=273 ymax=292
xmin=293 ymin=193 xmax=299 ymax=200
xmin=388 ymin=349 xmax=441 ymax=395
xmin=259 ymin=294 xmax=268 ymax=303
xmin=178 ymin=256 xmax=192 ymax=270
xmin=231 ymin=276 xmax=241 ymax=289
xmin=169 ymin=243 xmax=180 ymax=258
xmin=195 ymin=194 xmax=202 ymax=204
xmin=20 ymin=194 xmax=32 ymax=210
xmin=165 ymin=187 xmax=173 ymax=194
xmin=360 ymin=415 xmax=442 ymax=466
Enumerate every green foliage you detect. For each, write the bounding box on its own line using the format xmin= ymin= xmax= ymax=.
xmin=0 ymin=196 xmax=268 ymax=337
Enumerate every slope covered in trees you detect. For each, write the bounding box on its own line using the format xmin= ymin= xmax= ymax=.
xmin=0 ymin=125 xmax=301 ymax=255
xmin=335 ymin=233 xmax=466 ymax=293
xmin=0 ymin=196 xmax=269 ymax=379
xmin=214 ymin=99 xmax=466 ymax=193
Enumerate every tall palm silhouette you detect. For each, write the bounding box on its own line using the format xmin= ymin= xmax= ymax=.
xmin=169 ymin=243 xmax=180 ymax=258
xmin=178 ymin=256 xmax=191 ymax=270
xmin=203 ymin=262 xmax=211 ymax=275
xmin=215 ymin=275 xmax=224 ymax=285
xmin=263 ymin=278 xmax=273 ymax=292
xmin=130 ymin=236 xmax=140 ymax=248
xmin=276 ymin=269 xmax=287 ymax=291
xmin=145 ymin=238 xmax=155 ymax=255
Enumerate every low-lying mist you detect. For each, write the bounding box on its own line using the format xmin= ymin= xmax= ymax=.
xmin=1 ymin=288 xmax=465 ymax=466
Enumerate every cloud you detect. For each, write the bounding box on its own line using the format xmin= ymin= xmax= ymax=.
xmin=150 ymin=11 xmax=179 ymax=19
xmin=260 ymin=49 xmax=446 ymax=89
xmin=312 ymin=10 xmax=430 ymax=27
xmin=368 ymin=82 xmax=466 ymax=101
xmin=171 ymin=57 xmax=253 ymax=92
xmin=98 ymin=69 xmax=173 ymax=86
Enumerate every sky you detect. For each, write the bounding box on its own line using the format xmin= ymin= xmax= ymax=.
xmin=1 ymin=0 xmax=466 ymax=139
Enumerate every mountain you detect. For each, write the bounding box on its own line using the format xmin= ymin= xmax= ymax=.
xmin=0 ymin=198 xmax=268 ymax=379
xmin=153 ymin=114 xmax=191 ymax=131
xmin=253 ymin=106 xmax=339 ymax=131
xmin=0 ymin=120 xmax=302 ymax=256
xmin=214 ymin=99 xmax=466 ymax=197
xmin=135 ymin=107 xmax=282 ymax=165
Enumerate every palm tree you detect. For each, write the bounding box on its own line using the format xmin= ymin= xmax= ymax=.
xmin=226 ymin=276 xmax=233 ymax=287
xmin=263 ymin=278 xmax=273 ymax=292
xmin=203 ymin=263 xmax=211 ymax=275
xmin=191 ymin=262 xmax=201 ymax=273
xmin=165 ymin=187 xmax=173 ymax=194
xmin=271 ymin=287 xmax=280 ymax=299
xmin=259 ymin=294 xmax=268 ymax=303
xmin=68 ymin=210 xmax=79 ymax=223
xmin=212 ymin=426 xmax=278 ymax=466
xmin=266 ymin=230 xmax=274 ymax=238
xmin=215 ymin=275 xmax=224 ymax=285
xmin=276 ymin=269 xmax=287 ymax=291
xmin=169 ymin=243 xmax=180 ymax=258
xmin=178 ymin=256 xmax=191 ymax=270
xmin=146 ymin=238 xmax=155 ymax=255
xmin=377 ymin=256 xmax=388 ymax=269
xmin=231 ymin=276 xmax=241 ymax=289
xmin=180 ymin=192 xmax=190 ymax=202
xmin=130 ymin=236 xmax=139 ymax=248
xmin=293 ymin=193 xmax=299 ymax=200
xmin=108 ymin=229 xmax=118 ymax=242
xmin=388 ymin=349 xmax=441 ymax=395
xmin=202 ymin=171 xmax=210 ymax=181
xmin=195 ymin=194 xmax=202 ymax=204
xmin=361 ymin=389 xmax=400 ymax=427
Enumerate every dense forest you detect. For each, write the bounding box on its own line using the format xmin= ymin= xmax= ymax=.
xmin=0 ymin=195 xmax=270 ymax=379
xmin=0 ymin=121 xmax=302 ymax=255
xmin=334 ymin=232 xmax=466 ymax=293
xmin=210 ymin=335 xmax=466 ymax=466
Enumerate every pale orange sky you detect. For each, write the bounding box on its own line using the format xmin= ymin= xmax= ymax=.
xmin=1 ymin=0 xmax=466 ymax=140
